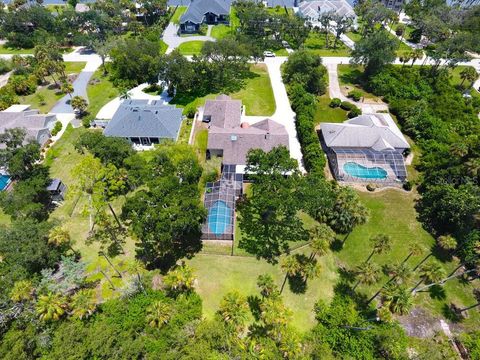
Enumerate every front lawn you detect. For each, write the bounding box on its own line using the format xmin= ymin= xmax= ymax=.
xmin=0 ymin=45 xmax=34 ymax=54
xmin=303 ymin=31 xmax=351 ymax=57
xmin=171 ymin=6 xmax=187 ymax=24
xmin=64 ymin=61 xmax=86 ymax=74
xmin=85 ymin=69 xmax=119 ymax=119
xmin=178 ymin=41 xmax=205 ymax=55
xmin=314 ymin=94 xmax=348 ymax=125
xmin=337 ymin=64 xmax=381 ymax=100
xmin=211 ymin=24 xmax=231 ymax=39
xmin=346 ymin=31 xmax=362 ymax=43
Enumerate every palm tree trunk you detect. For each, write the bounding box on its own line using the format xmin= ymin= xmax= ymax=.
xmin=108 ymin=203 xmax=122 ymax=228
xmin=459 ymin=302 xmax=480 ymax=313
xmin=366 ymin=286 xmax=383 ymax=305
xmin=365 ymin=250 xmax=375 ymax=263
xmin=413 ymin=253 xmax=432 ymax=271
xmin=100 ymin=251 xmax=122 ymax=278
xmin=411 ymin=279 xmax=424 ymax=293
xmin=100 ymin=269 xmax=116 ymax=290
xmin=309 ymin=252 xmax=316 ymax=261
xmin=448 ymin=263 xmax=464 ymax=277
xmin=280 ymin=274 xmax=288 ymax=294
xmin=352 ymin=280 xmax=361 ymax=291
xmin=401 ymin=252 xmax=413 ymax=265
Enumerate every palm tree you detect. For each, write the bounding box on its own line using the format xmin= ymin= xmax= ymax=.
xmin=146 ymin=301 xmax=173 ymax=329
xmin=410 ymin=48 xmax=423 ymax=67
xmin=353 ymin=262 xmax=380 ymax=291
xmin=10 ymin=280 xmax=34 ymax=303
xmin=465 ymin=158 xmax=480 ymax=177
xmin=365 ymin=234 xmax=392 ymax=263
xmin=71 ymin=289 xmax=97 ymax=320
xmin=257 ymin=274 xmax=278 ymax=299
xmin=437 ymin=235 xmax=457 ymax=253
xmin=401 ymin=243 xmax=422 ymax=265
xmin=319 ymin=11 xmax=334 ymax=48
xmin=36 ymin=293 xmax=68 ymax=322
xmin=164 ymin=263 xmax=196 ymax=295
xmin=217 ymin=291 xmax=249 ymax=331
xmin=309 ymin=223 xmax=335 ymax=260
xmin=382 ymin=284 xmax=413 ymax=315
xmin=280 ymin=255 xmax=300 ymax=294
xmin=411 ymin=262 xmax=446 ymax=294
xmin=300 ymin=258 xmax=321 ymax=282
xmin=61 ymin=81 xmax=74 ymax=99
xmin=366 ymin=262 xmax=411 ymax=305
xmin=49 ymin=226 xmax=76 ymax=254
xmin=119 ymin=87 xmax=131 ymax=100
xmin=459 ymin=66 xmax=478 ymax=88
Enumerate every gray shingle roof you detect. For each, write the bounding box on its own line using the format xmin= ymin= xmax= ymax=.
xmin=203 ymin=94 xmax=242 ymax=129
xmin=321 ymin=113 xmax=410 ymax=150
xmin=104 ymin=101 xmax=183 ymax=140
xmin=299 ymin=0 xmax=355 ymax=18
xmin=180 ymin=0 xmax=230 ymax=24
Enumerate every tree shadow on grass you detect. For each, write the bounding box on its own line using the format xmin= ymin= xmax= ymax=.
xmin=247 ymin=295 xmax=262 ymax=321
xmin=338 ymin=67 xmax=364 ymax=87
xmin=427 ymin=284 xmax=447 ymax=300
xmin=442 ymin=303 xmax=464 ymax=323
xmin=287 ymin=274 xmax=307 ymax=294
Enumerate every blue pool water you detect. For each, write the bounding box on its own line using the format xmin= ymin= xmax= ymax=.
xmin=0 ymin=175 xmax=11 ymax=191
xmin=208 ymin=200 xmax=232 ymax=236
xmin=343 ymin=162 xmax=388 ymax=180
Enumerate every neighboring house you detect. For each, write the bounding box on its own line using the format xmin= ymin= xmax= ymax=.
xmin=103 ymin=99 xmax=183 ymax=147
xmin=320 ymin=113 xmax=410 ymax=184
xmin=47 ymin=178 xmax=67 ymax=203
xmin=75 ymin=3 xmax=90 ymax=12
xmin=298 ymin=0 xmax=356 ymax=21
xmin=381 ymin=0 xmax=404 ymax=12
xmin=204 ymin=95 xmax=289 ymax=170
xmin=0 ymin=105 xmax=57 ymax=148
xmin=180 ymin=0 xmax=230 ymax=33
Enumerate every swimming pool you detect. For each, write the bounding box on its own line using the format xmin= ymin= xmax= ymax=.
xmin=207 ymin=200 xmax=233 ymax=236
xmin=0 ymin=175 xmax=11 ymax=191
xmin=343 ymin=162 xmax=388 ymax=180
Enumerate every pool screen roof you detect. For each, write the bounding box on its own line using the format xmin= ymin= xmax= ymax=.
xmin=331 ymin=148 xmax=407 ymax=183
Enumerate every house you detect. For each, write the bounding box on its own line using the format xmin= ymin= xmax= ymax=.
xmin=103 ymin=99 xmax=183 ymax=148
xmin=204 ymin=95 xmax=289 ymax=170
xmin=0 ymin=105 xmax=57 ymax=148
xmin=75 ymin=3 xmax=90 ymax=12
xmin=47 ymin=178 xmax=67 ymax=203
xmin=381 ymin=0 xmax=405 ymax=12
xmin=179 ymin=0 xmax=230 ymax=33
xmin=298 ymin=0 xmax=356 ymax=21
xmin=320 ymin=113 xmax=410 ymax=184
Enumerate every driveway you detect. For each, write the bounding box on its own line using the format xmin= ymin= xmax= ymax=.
xmin=163 ymin=23 xmax=215 ymax=54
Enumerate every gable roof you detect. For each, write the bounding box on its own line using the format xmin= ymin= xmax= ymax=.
xmin=299 ymin=0 xmax=355 ymax=18
xmin=104 ymin=100 xmax=183 ymax=140
xmin=321 ymin=113 xmax=410 ymax=150
xmin=180 ymin=0 xmax=230 ymax=24
xmin=203 ymin=94 xmax=242 ymax=129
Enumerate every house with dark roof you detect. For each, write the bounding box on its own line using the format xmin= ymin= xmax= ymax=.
xmin=320 ymin=113 xmax=410 ymax=184
xmin=103 ymin=99 xmax=183 ymax=148
xmin=0 ymin=105 xmax=57 ymax=148
xmin=179 ymin=0 xmax=230 ymax=33
xmin=47 ymin=178 xmax=67 ymax=203
xmin=204 ymin=95 xmax=289 ymax=169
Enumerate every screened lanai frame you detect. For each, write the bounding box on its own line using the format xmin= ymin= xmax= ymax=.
xmin=328 ymin=148 xmax=408 ymax=184
xmin=201 ymin=165 xmax=243 ymax=241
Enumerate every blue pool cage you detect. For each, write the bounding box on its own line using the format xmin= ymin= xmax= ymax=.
xmin=201 ymin=165 xmax=243 ymax=241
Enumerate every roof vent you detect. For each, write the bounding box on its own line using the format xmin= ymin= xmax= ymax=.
xmin=230 ymin=135 xmax=237 ymax=141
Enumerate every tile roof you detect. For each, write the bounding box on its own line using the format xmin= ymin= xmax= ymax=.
xmin=321 ymin=113 xmax=410 ymax=150
xmin=298 ymin=0 xmax=355 ymax=18
xmin=103 ymin=100 xmax=183 ymax=140
xmin=180 ymin=0 xmax=230 ymax=24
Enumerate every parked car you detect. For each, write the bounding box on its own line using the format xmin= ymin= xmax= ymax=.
xmin=281 ymin=40 xmax=291 ymax=49
xmin=263 ymin=51 xmax=275 ymax=57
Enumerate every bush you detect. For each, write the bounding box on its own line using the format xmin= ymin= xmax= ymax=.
xmin=183 ymin=103 xmax=197 ymax=118
xmin=340 ymin=101 xmax=355 ymax=111
xmin=143 ymin=83 xmax=162 ymax=94
xmin=329 ymin=98 xmax=341 ymax=108
xmin=402 ymin=181 xmax=412 ymax=191
xmin=199 ymin=24 xmax=208 ymax=35
xmin=348 ymin=106 xmax=362 ymax=118
xmin=366 ymin=183 xmax=376 ymax=192
xmin=0 ymin=59 xmax=12 ymax=75
xmin=50 ymin=121 xmax=62 ymax=136
xmin=347 ymin=90 xmax=362 ymax=102
xmin=9 ymin=75 xmax=37 ymax=95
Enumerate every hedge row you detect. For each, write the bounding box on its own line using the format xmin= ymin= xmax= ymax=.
xmin=287 ymin=82 xmax=326 ymax=174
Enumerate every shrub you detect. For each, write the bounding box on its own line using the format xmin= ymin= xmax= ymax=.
xmin=50 ymin=121 xmax=62 ymax=136
xmin=329 ymin=98 xmax=341 ymax=108
xmin=183 ymin=103 xmax=197 ymax=118
xmin=366 ymin=183 xmax=376 ymax=192
xmin=395 ymin=24 xmax=406 ymax=37
xmin=347 ymin=90 xmax=362 ymax=102
xmin=340 ymin=101 xmax=355 ymax=111
xmin=199 ymin=24 xmax=208 ymax=35
xmin=0 ymin=59 xmax=12 ymax=75
xmin=348 ymin=106 xmax=362 ymax=118
xmin=144 ymin=83 xmax=162 ymax=94
xmin=402 ymin=181 xmax=412 ymax=191
xmin=9 ymin=75 xmax=37 ymax=95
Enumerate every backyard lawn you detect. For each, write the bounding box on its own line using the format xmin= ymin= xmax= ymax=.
xmin=314 ymin=94 xmax=348 ymax=125
xmin=178 ymin=41 xmax=205 ymax=55
xmin=171 ymin=6 xmax=187 ymax=24
xmin=337 ymin=64 xmax=382 ymax=101
xmin=303 ymin=31 xmax=351 ymax=57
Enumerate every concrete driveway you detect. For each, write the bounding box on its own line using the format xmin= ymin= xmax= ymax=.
xmin=163 ymin=23 xmax=215 ymax=54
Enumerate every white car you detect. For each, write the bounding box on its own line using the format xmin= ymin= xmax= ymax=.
xmin=263 ymin=51 xmax=275 ymax=57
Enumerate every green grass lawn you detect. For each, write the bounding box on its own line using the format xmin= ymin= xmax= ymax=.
xmin=337 ymin=190 xmax=480 ymax=330
xmin=449 ymin=65 xmax=478 ymax=90
xmin=346 ymin=31 xmax=362 ymax=43
xmin=274 ymin=48 xmax=289 ymax=56
xmin=337 ymin=64 xmax=381 ymax=101
xmin=85 ymin=69 xmax=119 ymax=119
xmin=171 ymin=6 xmax=187 ymax=24
xmin=64 ymin=61 xmax=86 ymax=74
xmin=171 ymin=64 xmax=275 ymax=116
xmin=390 ymin=23 xmax=416 ymax=42
xmin=230 ymin=7 xmax=240 ymax=31
xmin=314 ymin=94 xmax=348 ymax=125
xmin=178 ymin=118 xmax=193 ymax=144
xmin=178 ymin=41 xmax=205 ymax=55
xmin=159 ymin=39 xmax=168 ymax=54
xmin=303 ymin=31 xmax=351 ymax=57
xmin=0 ymin=45 xmax=34 ymax=54
xmin=211 ymin=24 xmax=231 ymax=39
